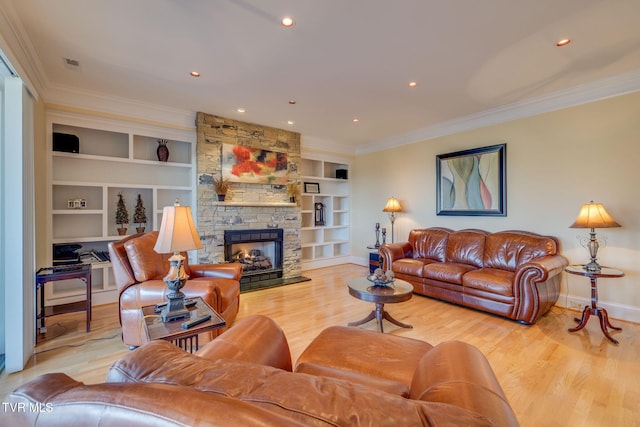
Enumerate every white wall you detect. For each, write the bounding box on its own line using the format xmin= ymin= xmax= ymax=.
xmin=352 ymin=91 xmax=640 ymax=322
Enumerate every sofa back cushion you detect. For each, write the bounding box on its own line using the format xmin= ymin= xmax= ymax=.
xmin=484 ymin=231 xmax=558 ymax=271
xmin=409 ymin=228 xmax=451 ymax=261
xmin=124 ymin=231 xmax=190 ymax=282
xmin=445 ymin=229 xmax=488 ymax=268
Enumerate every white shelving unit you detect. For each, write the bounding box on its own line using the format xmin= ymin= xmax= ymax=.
xmin=300 ymin=154 xmax=351 ymax=269
xmin=46 ymin=110 xmax=195 ymax=306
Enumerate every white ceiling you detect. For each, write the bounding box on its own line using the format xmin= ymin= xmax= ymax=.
xmin=3 ymin=0 xmax=640 ymax=154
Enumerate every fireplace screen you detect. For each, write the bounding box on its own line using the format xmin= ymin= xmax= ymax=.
xmin=224 ymin=229 xmax=284 ymax=288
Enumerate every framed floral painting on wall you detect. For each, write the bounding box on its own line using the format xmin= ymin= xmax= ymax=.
xmin=222 ymin=144 xmax=288 ymax=184
xmin=436 ymin=143 xmax=506 ymax=216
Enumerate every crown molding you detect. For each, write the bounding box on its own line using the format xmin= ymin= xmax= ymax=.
xmin=357 ymin=69 xmax=640 ymax=155
xmin=301 ymin=135 xmax=357 ymax=157
xmin=44 ymin=84 xmax=197 ymax=130
xmin=0 ymin=1 xmax=48 ymax=99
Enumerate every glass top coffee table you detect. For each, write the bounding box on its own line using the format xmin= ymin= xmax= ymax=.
xmin=141 ymin=297 xmax=226 ymax=353
xmin=347 ymin=277 xmax=413 ymax=333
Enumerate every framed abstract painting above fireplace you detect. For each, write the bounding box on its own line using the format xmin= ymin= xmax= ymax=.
xmin=436 ymin=143 xmax=506 ymax=216
xmin=222 ymin=143 xmax=288 ymax=184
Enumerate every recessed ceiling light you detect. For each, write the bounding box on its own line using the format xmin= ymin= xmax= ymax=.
xmin=288 ymin=100 xmax=296 ymax=105
xmin=352 ymin=118 xmax=359 ymax=123
xmin=281 ymin=17 xmax=295 ymax=28
xmin=190 ymin=71 xmax=200 ymax=77
xmin=287 ymin=120 xmax=295 ymax=125
xmin=237 ymin=108 xmax=246 ymax=113
xmin=408 ymin=81 xmax=418 ymax=87
xmin=556 ymin=38 xmax=571 ymax=47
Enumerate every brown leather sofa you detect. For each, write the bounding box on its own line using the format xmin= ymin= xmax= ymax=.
xmin=6 ymin=315 xmax=519 ymax=426
xmin=379 ymin=228 xmax=568 ymax=324
xmin=108 ymin=231 xmax=242 ymax=347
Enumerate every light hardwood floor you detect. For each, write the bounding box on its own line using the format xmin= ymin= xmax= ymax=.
xmin=2 ymin=264 xmax=638 ymax=426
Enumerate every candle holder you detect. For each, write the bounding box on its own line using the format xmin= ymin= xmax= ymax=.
xmin=382 ymin=228 xmax=387 ymax=245
xmin=374 ymin=223 xmax=381 ymax=247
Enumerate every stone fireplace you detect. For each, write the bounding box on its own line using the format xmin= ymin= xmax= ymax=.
xmin=195 ymin=113 xmax=304 ymax=290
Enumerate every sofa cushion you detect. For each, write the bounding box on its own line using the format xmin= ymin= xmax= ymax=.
xmin=484 ymin=231 xmax=557 ymax=271
xmin=409 ymin=228 xmax=450 ymax=261
xmin=392 ymin=258 xmax=437 ymax=277
xmin=423 ymin=262 xmax=476 ymax=285
xmin=445 ymin=229 xmax=487 ymax=268
xmin=463 ymin=268 xmax=514 ymax=297
xmin=124 ymin=231 xmax=190 ymax=282
xmin=294 ymin=326 xmax=433 ymax=397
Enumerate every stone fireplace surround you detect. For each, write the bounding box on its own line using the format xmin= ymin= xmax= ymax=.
xmin=195 ymin=113 xmax=304 ymax=289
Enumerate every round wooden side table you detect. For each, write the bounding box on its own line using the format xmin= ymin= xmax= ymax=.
xmin=347 ymin=277 xmax=413 ymax=333
xmin=565 ymin=265 xmax=624 ymax=344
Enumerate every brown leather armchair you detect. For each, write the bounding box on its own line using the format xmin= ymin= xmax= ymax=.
xmin=108 ymin=231 xmax=242 ymax=348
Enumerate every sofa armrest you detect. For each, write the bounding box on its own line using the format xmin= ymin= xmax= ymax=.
xmin=516 ymin=254 xmax=568 ymax=280
xmin=513 ymin=254 xmax=568 ymax=324
xmin=410 ymin=341 xmax=519 ymax=427
xmin=108 ymin=315 xmax=292 ymax=384
xmin=190 ymin=262 xmax=242 ymax=281
xmin=196 ymin=314 xmax=292 ymax=371
xmin=378 ymin=242 xmax=413 ymax=270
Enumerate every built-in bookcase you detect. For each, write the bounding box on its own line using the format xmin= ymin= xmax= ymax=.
xmin=46 ymin=110 xmax=195 ymax=306
xmin=300 ymin=153 xmax=351 ymax=269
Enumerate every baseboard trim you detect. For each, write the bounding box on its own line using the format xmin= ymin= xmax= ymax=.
xmin=556 ymin=294 xmax=640 ymax=324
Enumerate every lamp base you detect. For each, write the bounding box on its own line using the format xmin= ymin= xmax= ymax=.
xmin=161 ymin=295 xmax=190 ymax=322
xmin=583 ymin=261 xmax=602 ymax=273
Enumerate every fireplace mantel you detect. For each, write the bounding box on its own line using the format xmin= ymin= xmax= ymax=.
xmin=213 ymin=201 xmax=296 ymax=207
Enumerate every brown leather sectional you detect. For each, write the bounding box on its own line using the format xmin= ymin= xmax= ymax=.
xmin=7 ymin=315 xmax=519 ymax=426
xmin=379 ymin=228 xmax=568 ymax=324
xmin=108 ymin=231 xmax=242 ymax=347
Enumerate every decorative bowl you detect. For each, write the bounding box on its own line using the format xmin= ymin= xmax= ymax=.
xmin=367 ymin=275 xmax=395 ymax=287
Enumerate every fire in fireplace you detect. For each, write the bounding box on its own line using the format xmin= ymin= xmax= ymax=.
xmin=224 ymin=229 xmax=283 ymax=291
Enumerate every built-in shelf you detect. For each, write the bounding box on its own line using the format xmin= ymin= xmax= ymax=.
xmin=47 ymin=110 xmax=195 ymax=307
xmin=300 ymin=154 xmax=351 ymax=269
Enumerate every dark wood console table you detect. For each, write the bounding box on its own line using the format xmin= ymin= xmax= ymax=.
xmin=565 ymin=265 xmax=624 ymax=344
xmin=35 ymin=264 xmax=92 ymax=343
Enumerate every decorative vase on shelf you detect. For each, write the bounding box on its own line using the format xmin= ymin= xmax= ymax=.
xmin=157 ymin=139 xmax=169 ymax=162
xmin=217 ymin=194 xmax=226 ymax=202
xmin=136 ymin=227 xmax=146 ymax=233
xmin=117 ymin=227 xmax=127 ymax=236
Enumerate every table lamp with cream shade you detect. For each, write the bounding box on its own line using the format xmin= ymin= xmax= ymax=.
xmin=569 ymin=201 xmax=621 ymax=272
xmin=154 ymin=200 xmax=203 ymax=322
xmin=383 ymin=197 xmax=403 ymax=243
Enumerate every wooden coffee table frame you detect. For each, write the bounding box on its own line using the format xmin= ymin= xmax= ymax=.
xmin=347 ymin=278 xmax=413 ymax=332
xmin=142 ymin=297 xmax=226 ymax=353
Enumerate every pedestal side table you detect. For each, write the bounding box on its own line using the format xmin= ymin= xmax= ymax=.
xmin=347 ymin=277 xmax=413 ymax=333
xmin=565 ymin=265 xmax=624 ymax=344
